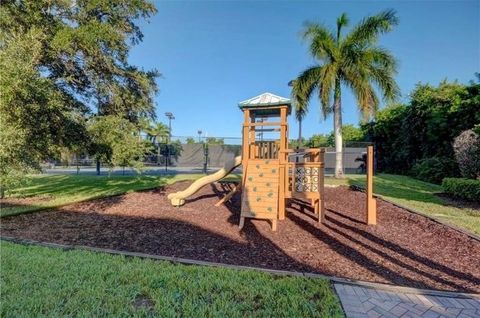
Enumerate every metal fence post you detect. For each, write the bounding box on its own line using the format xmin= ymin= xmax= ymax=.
xmin=203 ymin=143 xmax=208 ymax=174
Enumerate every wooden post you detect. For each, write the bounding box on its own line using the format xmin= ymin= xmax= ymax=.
xmin=319 ymin=150 xmax=326 ymax=223
xmin=242 ymin=109 xmax=250 ymax=187
xmin=249 ymin=112 xmax=256 ymax=157
xmin=366 ymin=145 xmax=377 ymax=225
xmin=278 ymin=106 xmax=287 ymax=220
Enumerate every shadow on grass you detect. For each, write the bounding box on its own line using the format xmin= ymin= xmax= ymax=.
xmin=13 ymin=175 xmax=174 ymax=198
xmin=1 ymin=175 xmax=183 ymax=217
xmin=346 ymin=174 xmax=446 ymax=205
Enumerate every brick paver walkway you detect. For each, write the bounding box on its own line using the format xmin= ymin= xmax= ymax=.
xmin=334 ymin=283 xmax=480 ymax=318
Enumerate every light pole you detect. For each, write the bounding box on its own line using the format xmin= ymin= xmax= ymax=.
xmin=165 ymin=112 xmax=175 ymax=143
xmin=197 ymin=130 xmax=202 ymax=143
xmin=165 ymin=112 xmax=175 ymax=172
xmin=288 ymin=80 xmax=302 ymax=148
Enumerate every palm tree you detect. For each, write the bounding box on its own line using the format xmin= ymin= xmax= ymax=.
xmin=147 ymin=122 xmax=169 ymax=144
xmin=137 ymin=116 xmax=152 ymax=141
xmin=292 ymin=10 xmax=400 ymax=178
xmin=146 ymin=122 xmax=170 ymax=164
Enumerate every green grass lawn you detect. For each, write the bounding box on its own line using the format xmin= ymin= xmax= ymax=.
xmin=0 ymin=240 xmax=343 ymax=317
xmin=326 ymin=174 xmax=480 ymax=236
xmin=0 ymin=174 xmax=213 ymax=217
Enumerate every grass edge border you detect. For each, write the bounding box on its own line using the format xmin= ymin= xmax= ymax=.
xmin=2 ymin=235 xmax=479 ymax=299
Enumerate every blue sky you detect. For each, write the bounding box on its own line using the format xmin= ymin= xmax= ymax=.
xmin=130 ymin=0 xmax=479 ymax=139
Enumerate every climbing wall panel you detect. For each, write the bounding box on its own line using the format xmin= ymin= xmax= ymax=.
xmin=240 ymin=159 xmax=280 ymax=220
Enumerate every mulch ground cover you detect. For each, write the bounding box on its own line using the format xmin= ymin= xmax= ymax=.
xmin=1 ymin=181 xmax=479 ymax=293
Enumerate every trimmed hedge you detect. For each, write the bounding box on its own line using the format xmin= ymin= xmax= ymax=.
xmin=410 ymin=157 xmax=458 ymax=184
xmin=442 ymin=178 xmax=480 ymax=202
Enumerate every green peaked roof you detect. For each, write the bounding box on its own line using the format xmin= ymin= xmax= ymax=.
xmin=238 ymin=92 xmax=291 ymax=115
xmin=239 ymin=92 xmax=291 ymax=107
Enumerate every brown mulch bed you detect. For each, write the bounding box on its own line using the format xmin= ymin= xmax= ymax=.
xmin=1 ymin=181 xmax=479 ymax=293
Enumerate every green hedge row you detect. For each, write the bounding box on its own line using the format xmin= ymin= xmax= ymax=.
xmin=410 ymin=157 xmax=458 ymax=184
xmin=442 ymin=178 xmax=480 ymax=202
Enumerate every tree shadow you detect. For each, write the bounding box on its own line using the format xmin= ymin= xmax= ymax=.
xmin=0 ymin=206 xmax=317 ymax=274
xmin=185 ymin=182 xmax=237 ymax=204
xmin=435 ymin=193 xmax=480 ymax=211
xmin=288 ymin=199 xmax=329 ymax=223
xmin=2 ymin=181 xmax=479 ymax=293
xmin=346 ymin=174 xmax=445 ymax=205
xmin=286 ymin=201 xmax=479 ymax=292
xmin=287 ymin=212 xmax=429 ymax=288
xmin=16 ymin=174 xmax=175 ymax=198
xmin=326 ymin=208 xmax=480 ymax=286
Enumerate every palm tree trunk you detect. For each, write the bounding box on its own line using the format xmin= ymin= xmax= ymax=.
xmin=333 ymin=80 xmax=344 ymax=178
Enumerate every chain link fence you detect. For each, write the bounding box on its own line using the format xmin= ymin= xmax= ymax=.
xmin=43 ymin=137 xmax=373 ymax=176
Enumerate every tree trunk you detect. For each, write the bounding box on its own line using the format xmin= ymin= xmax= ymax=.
xmin=333 ymin=80 xmax=344 ymax=178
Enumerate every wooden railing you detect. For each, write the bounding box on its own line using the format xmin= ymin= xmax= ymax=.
xmin=250 ymin=141 xmax=280 ymax=159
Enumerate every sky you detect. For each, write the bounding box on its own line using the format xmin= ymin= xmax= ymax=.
xmin=129 ymin=0 xmax=480 ymax=140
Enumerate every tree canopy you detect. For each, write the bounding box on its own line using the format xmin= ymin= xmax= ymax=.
xmin=0 ymin=0 xmax=158 ymax=194
xmin=362 ymin=79 xmax=480 ymax=177
xmin=291 ymin=10 xmax=399 ymax=177
xmin=0 ymin=0 xmax=159 ymax=121
xmin=291 ymin=10 xmax=400 ymax=121
xmin=88 ymin=116 xmax=151 ymax=172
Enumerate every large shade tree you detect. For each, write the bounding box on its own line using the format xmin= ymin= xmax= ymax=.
xmin=1 ymin=0 xmax=159 ymax=121
xmin=292 ymin=10 xmax=400 ymax=178
xmin=0 ymin=0 xmax=159 ymax=191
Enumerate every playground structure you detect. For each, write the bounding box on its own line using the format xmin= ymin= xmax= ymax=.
xmin=168 ymin=92 xmax=376 ymax=230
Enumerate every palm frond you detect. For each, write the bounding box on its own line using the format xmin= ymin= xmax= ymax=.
xmin=292 ymin=65 xmax=336 ymax=120
xmin=342 ymin=62 xmax=379 ymax=120
xmin=342 ymin=9 xmax=398 ymax=48
xmin=336 ymin=12 xmax=349 ymax=42
xmin=368 ymin=65 xmax=400 ymax=102
xmin=342 ymin=43 xmax=399 ymax=107
xmin=365 ymin=47 xmax=398 ymax=70
xmin=318 ymin=64 xmax=336 ymax=118
xmin=354 ymin=82 xmax=379 ymax=121
xmin=302 ymin=22 xmax=338 ymax=62
xmin=291 ymin=66 xmax=323 ymax=120
xmin=145 ymin=122 xmax=170 ymax=143
xmin=363 ymin=47 xmax=400 ymax=102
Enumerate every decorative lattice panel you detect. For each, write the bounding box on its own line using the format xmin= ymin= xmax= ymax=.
xmin=294 ymin=166 xmax=319 ymax=192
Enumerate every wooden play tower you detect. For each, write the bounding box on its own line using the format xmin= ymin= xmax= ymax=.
xmin=238 ymin=93 xmax=325 ymax=231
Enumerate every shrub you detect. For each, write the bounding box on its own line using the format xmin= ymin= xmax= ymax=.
xmin=453 ymin=128 xmax=480 ymax=179
xmin=442 ymin=178 xmax=480 ymax=202
xmin=410 ymin=157 xmax=458 ymax=184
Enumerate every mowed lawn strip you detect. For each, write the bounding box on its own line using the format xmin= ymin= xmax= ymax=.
xmin=0 ymin=174 xmax=240 ymax=217
xmin=326 ymin=174 xmax=479 ymax=236
xmin=0 ymin=241 xmax=343 ymax=318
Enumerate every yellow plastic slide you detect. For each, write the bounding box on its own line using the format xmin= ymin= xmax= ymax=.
xmin=168 ymin=156 xmax=242 ymax=206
